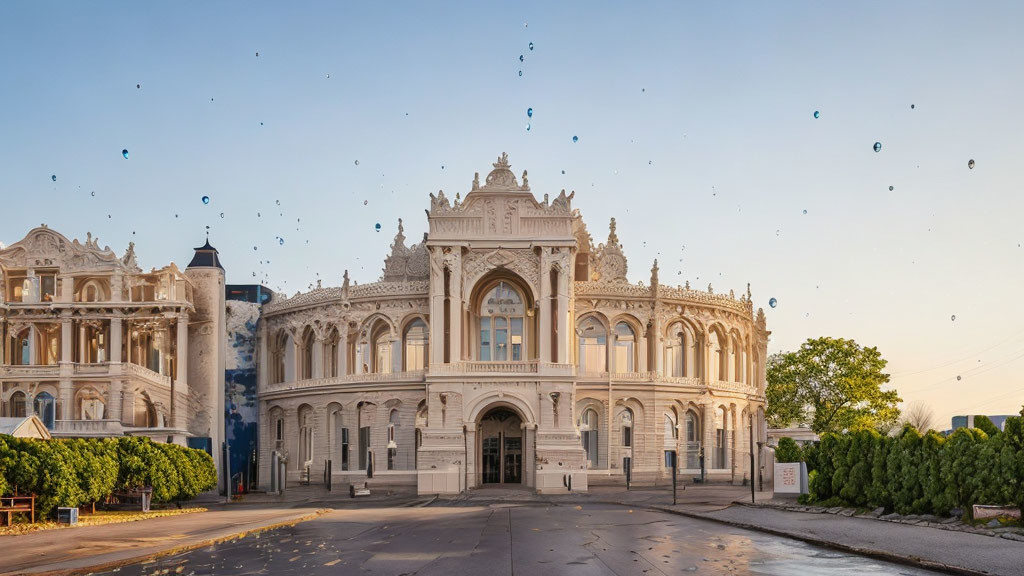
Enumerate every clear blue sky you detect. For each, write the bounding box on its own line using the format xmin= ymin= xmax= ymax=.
xmin=3 ymin=1 xmax=1023 ymax=427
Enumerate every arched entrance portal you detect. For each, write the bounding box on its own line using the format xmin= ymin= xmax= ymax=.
xmin=478 ymin=407 xmax=523 ymax=484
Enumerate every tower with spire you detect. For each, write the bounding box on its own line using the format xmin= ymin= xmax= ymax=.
xmin=185 ymin=238 xmax=227 ymax=487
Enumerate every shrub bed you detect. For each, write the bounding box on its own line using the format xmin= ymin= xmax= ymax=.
xmin=802 ymin=418 xmax=1024 ymax=518
xmin=0 ymin=435 xmax=216 ymax=518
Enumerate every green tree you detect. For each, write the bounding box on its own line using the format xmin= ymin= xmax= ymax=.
xmin=766 ymin=337 xmax=901 ymax=434
xmin=973 ymin=415 xmax=1001 ymax=437
xmin=774 ymin=437 xmax=803 ymax=463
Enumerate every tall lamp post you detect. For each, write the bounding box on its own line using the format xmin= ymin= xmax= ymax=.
xmin=749 ymin=412 xmax=755 ymax=504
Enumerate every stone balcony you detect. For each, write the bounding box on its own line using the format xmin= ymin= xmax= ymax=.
xmin=0 ymin=365 xmax=61 ymax=379
xmin=262 ymin=370 xmax=428 ymax=395
xmin=51 ymin=419 xmax=124 ymax=437
xmin=0 ymin=362 xmax=173 ymax=389
xmin=260 ymin=365 xmax=759 ymax=397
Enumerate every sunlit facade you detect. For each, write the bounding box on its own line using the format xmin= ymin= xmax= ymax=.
xmin=258 ymin=153 xmax=770 ymax=494
xmin=0 ymin=226 xmax=226 ymax=470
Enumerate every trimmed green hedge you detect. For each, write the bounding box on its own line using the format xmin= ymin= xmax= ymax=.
xmin=0 ymin=435 xmax=216 ymax=518
xmin=804 ymin=420 xmax=1024 ymax=518
xmin=774 ymin=437 xmax=804 ymax=463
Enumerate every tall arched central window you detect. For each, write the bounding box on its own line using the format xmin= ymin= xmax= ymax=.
xmin=403 ymin=319 xmax=428 ymax=371
xmin=479 ymin=281 xmax=525 ymax=361
xmin=578 ymin=317 xmax=607 ymax=373
xmin=613 ymin=322 xmax=636 ymax=373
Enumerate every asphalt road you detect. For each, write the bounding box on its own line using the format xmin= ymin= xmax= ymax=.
xmin=99 ymin=503 xmax=941 ymax=575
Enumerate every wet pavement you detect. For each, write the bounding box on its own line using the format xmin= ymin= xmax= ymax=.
xmin=97 ymin=503 xmax=940 ymax=575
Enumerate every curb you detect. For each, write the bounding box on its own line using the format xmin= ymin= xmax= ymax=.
xmin=648 ymin=505 xmax=986 ymax=576
xmin=14 ymin=509 xmax=330 ymax=576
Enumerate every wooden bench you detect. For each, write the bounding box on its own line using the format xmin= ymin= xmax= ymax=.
xmin=0 ymin=496 xmax=35 ymax=526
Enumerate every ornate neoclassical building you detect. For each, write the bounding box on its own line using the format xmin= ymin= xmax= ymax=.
xmin=0 ymin=227 xmax=226 ymax=472
xmin=259 ymin=154 xmax=769 ymax=494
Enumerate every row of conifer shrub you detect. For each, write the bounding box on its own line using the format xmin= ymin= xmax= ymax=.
xmin=794 ymin=417 xmax=1024 ymax=518
xmin=0 ymin=435 xmax=216 ymax=518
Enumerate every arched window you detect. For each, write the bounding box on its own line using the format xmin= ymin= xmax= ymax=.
xmin=415 ymin=400 xmax=427 ymax=469
xmin=80 ymin=389 xmax=106 ymax=421
xmin=665 ymin=412 xmax=678 ymax=440
xmin=328 ymin=405 xmax=349 ymax=471
xmin=300 ymin=327 xmax=315 ymax=380
xmin=270 ymin=408 xmax=285 ymax=451
xmin=613 ymin=322 xmax=636 ymax=373
xmin=388 ymin=408 xmax=400 ymax=445
xmin=403 ymin=319 xmax=428 ymax=371
xmin=387 ymin=409 xmax=400 ymax=470
xmin=324 ymin=328 xmax=340 ymax=378
xmin=34 ymin=392 xmax=55 ymax=429
xmin=709 ymin=328 xmax=728 ymax=381
xmin=685 ymin=411 xmax=698 ymax=442
xmin=9 ymin=329 xmax=30 ymax=366
xmin=715 ymin=406 xmax=729 ymax=469
xmin=684 ymin=410 xmax=701 ymax=469
xmin=271 ymin=331 xmax=289 ymax=384
xmin=371 ymin=322 xmax=392 ymax=374
xmin=620 ymin=408 xmax=634 ymax=448
xmin=665 ymin=322 xmax=694 ymax=378
xmin=298 ymin=406 xmax=314 ymax=468
xmin=357 ymin=402 xmax=376 ymax=471
xmin=577 ymin=317 xmax=607 ymax=373
xmin=580 ymin=408 xmax=599 ymax=467
xmin=9 ymin=391 xmax=26 ymax=418
xmin=732 ymin=334 xmax=745 ymax=383
xmin=479 ymin=281 xmax=525 ymax=362
xmin=133 ymin=393 xmax=155 ymax=427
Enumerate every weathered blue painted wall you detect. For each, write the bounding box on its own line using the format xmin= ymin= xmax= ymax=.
xmin=224 ymin=300 xmax=261 ymax=489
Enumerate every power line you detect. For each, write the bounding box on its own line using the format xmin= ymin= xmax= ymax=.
xmin=890 ymin=325 xmax=1024 ymax=378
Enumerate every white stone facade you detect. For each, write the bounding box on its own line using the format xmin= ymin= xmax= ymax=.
xmin=259 ymin=154 xmax=770 ymax=494
xmin=0 ymin=227 xmax=225 ymax=471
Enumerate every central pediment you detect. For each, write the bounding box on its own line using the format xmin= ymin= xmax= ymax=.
xmin=427 ymin=153 xmax=576 ymax=241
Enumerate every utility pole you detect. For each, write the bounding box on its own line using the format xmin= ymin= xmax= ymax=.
xmin=749 ymin=412 xmax=755 ymax=504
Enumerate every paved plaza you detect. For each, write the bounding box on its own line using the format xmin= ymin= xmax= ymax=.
xmin=93 ymin=503 xmax=941 ymax=576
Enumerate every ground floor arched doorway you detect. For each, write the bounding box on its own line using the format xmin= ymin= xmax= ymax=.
xmin=478 ymin=406 xmax=523 ymax=484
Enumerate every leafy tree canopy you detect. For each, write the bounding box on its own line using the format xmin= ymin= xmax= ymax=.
xmin=972 ymin=415 xmax=1000 ymax=437
xmin=766 ymin=337 xmax=901 ymax=435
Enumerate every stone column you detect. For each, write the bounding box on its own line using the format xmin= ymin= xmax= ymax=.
xmin=108 ymin=380 xmax=123 ymax=423
xmin=556 ymin=263 xmax=569 ymax=364
xmin=464 ymin=423 xmax=477 ymax=489
xmin=59 ymin=276 xmax=73 ymax=303
xmin=78 ymin=324 xmax=87 ymax=364
xmin=448 ymin=250 xmax=462 ymax=362
xmin=59 ymin=380 xmax=73 ymax=420
xmin=702 ymin=401 xmax=716 ymax=469
xmin=258 ymin=323 xmax=269 ymax=388
xmin=651 ymin=316 xmax=663 ymax=376
xmin=60 ymin=318 xmax=73 ymax=364
xmin=312 ymin=336 xmax=324 ymax=379
xmin=539 ymin=249 xmax=552 ymax=363
xmin=428 ymin=247 xmax=445 ymax=365
xmin=176 ymin=315 xmax=188 ymax=390
xmin=28 ymin=324 xmax=38 ymax=365
xmin=121 ymin=387 xmax=134 ymax=426
xmin=110 ymin=316 xmax=122 ymax=363
xmin=338 ymin=330 xmax=348 ymax=376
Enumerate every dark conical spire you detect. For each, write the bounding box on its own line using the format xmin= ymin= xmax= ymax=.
xmin=187 ymin=239 xmax=224 ymax=270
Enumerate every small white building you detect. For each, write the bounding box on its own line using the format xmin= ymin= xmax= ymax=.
xmin=0 ymin=415 xmax=52 ymax=439
xmin=767 ymin=427 xmax=818 ymax=447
